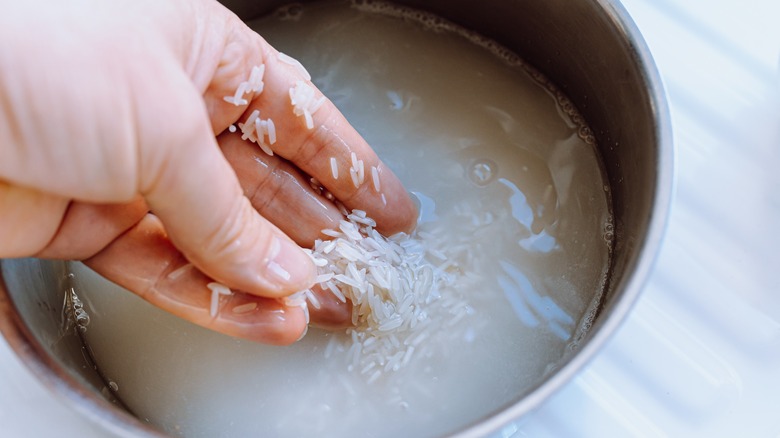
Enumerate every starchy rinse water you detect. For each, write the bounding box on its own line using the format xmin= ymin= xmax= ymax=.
xmin=67 ymin=1 xmax=613 ymax=436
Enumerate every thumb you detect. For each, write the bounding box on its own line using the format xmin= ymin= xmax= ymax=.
xmin=140 ymin=68 xmax=315 ymax=299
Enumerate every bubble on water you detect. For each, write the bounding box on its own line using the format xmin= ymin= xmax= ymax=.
xmin=62 ymin=286 xmax=90 ymax=335
xmin=603 ymin=217 xmax=615 ymax=243
xmin=467 ymin=159 xmax=498 ymax=187
xmin=75 ymin=308 xmax=90 ymax=327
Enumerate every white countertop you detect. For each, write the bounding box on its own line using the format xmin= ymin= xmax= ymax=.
xmin=2 ymin=0 xmax=779 ymax=436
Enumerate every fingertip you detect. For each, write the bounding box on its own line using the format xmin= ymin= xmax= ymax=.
xmin=376 ymin=189 xmax=418 ymax=235
xmin=231 ymin=301 xmax=308 ymax=346
xmin=261 ymin=231 xmax=318 ymax=296
xmin=144 ymin=124 xmax=315 ymax=299
xmin=181 ymin=208 xmax=318 ymax=300
xmin=308 ymin=286 xmax=353 ymax=330
xmin=356 ymin=164 xmax=418 ymax=235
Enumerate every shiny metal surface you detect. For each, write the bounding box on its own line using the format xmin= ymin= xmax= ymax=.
xmin=0 ymin=259 xmax=163 ymax=437
xmin=0 ymin=0 xmax=671 ymax=436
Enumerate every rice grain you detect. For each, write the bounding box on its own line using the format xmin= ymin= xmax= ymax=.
xmin=301 ymin=209 xmax=476 ymax=381
xmin=330 ymin=157 xmax=339 ymax=180
xmin=278 ymin=52 xmax=312 ymax=80
xmin=166 ymin=263 xmax=193 ymax=280
xmin=232 ymin=302 xmax=258 ymax=314
xmin=371 ymin=166 xmax=381 ymax=192
xmin=223 ymin=64 xmax=265 ymax=106
xmin=267 ymin=119 xmax=277 ymax=144
xmin=350 ymin=168 xmax=360 ymax=188
xmin=357 ymin=160 xmax=365 ymax=184
xmin=206 ymin=282 xmax=233 ymax=318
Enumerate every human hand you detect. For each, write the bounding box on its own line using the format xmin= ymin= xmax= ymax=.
xmin=0 ymin=0 xmax=416 ymax=343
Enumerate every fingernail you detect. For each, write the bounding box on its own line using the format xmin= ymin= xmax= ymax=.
xmin=266 ymin=236 xmax=316 ymax=288
xmin=296 ymin=323 xmax=309 ymax=342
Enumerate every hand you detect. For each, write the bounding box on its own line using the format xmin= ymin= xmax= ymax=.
xmin=0 ymin=0 xmax=416 ymax=344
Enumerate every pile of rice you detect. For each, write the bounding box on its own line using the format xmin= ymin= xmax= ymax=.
xmin=290 ymin=210 xmax=477 ymax=383
xmin=289 ymin=80 xmax=326 ymax=130
xmin=223 ymin=65 xmax=265 ymax=106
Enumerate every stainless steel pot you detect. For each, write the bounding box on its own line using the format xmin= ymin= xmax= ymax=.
xmin=0 ymin=0 xmax=672 ymax=435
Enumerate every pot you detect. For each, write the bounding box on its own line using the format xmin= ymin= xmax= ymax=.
xmin=0 ymin=0 xmax=672 ymax=435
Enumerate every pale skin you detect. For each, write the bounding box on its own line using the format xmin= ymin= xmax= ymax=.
xmin=0 ymin=0 xmax=417 ymax=344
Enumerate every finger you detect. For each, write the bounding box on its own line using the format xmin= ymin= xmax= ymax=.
xmin=219 ymin=131 xmax=343 ymax=247
xmin=136 ymin=65 xmax=314 ymax=299
xmin=199 ymin=24 xmax=416 ymax=234
xmin=247 ymin=45 xmax=417 ymax=234
xmin=83 ymin=214 xmax=347 ymax=344
xmin=35 ymin=196 xmax=148 ymax=260
xmin=307 ymin=285 xmax=352 ymax=330
xmin=0 ymin=181 xmax=68 ymax=257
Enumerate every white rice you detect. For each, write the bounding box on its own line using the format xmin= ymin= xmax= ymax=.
xmin=283 ymin=290 xmax=307 ymax=307
xmin=254 ymin=118 xmax=274 ymax=156
xmin=325 ymin=281 xmax=347 ymax=303
xmin=371 ymin=166 xmax=381 ymax=192
xmin=278 ymin=52 xmax=312 ymax=80
xmin=321 ymin=229 xmax=341 ymax=238
xmin=248 ymin=64 xmax=266 ymax=92
xmin=347 ymin=213 xmax=376 ymax=227
xmin=350 ymin=152 xmax=359 ymax=170
xmin=349 ymin=167 xmax=360 ymax=188
xmin=223 ymin=64 xmax=265 ymax=106
xmin=301 ymin=210 xmax=475 ymax=382
xmin=357 ymin=160 xmax=365 ymax=184
xmin=166 ymin=263 xmax=193 ymax=280
xmin=330 ymin=157 xmax=339 ymax=180
xmin=268 ymin=261 xmax=291 ymax=281
xmin=237 ymin=110 xmax=276 ymax=156
xmin=315 ymin=272 xmax=335 ymax=283
xmin=304 ymin=289 xmax=322 ymax=309
xmin=289 ymin=81 xmax=325 ymax=130
xmin=266 ymin=119 xmax=277 ymax=144
xmin=346 ymin=152 xmax=366 ymax=188
xmin=303 ymin=109 xmax=314 ymax=130
xmin=257 ymin=140 xmax=274 ymax=157
xmin=239 ymin=110 xmax=260 ymax=142
xmin=223 ymin=95 xmax=248 ymax=106
xmin=282 ymin=290 xmax=311 ymax=329
xmin=206 ymin=282 xmax=233 ymax=318
xmin=232 ymin=302 xmax=258 ymax=314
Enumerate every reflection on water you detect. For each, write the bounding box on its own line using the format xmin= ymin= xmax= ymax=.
xmin=498 ymin=177 xmax=560 ymax=249
xmin=498 ymin=260 xmax=575 ymax=340
xmin=411 ymin=191 xmax=438 ymax=224
xmin=499 ymin=177 xmax=535 ymax=231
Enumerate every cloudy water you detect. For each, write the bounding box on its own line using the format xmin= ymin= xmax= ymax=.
xmin=68 ymin=1 xmax=612 ymax=436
